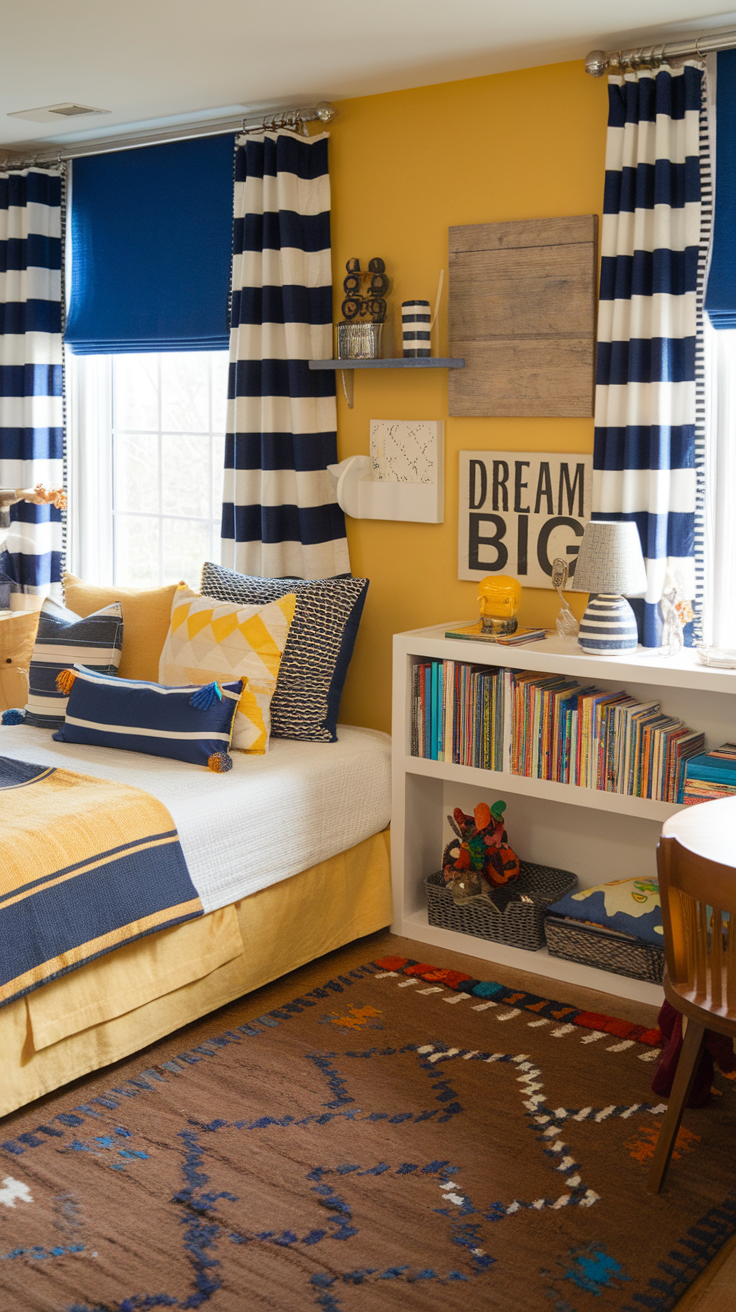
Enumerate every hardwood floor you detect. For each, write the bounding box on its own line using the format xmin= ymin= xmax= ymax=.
xmin=5 ymin=928 xmax=735 ymax=1308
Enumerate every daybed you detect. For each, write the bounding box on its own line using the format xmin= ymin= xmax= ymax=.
xmin=0 ymin=722 xmax=392 ymax=1117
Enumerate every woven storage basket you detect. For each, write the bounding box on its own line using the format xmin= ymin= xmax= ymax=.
xmin=426 ymin=862 xmax=577 ymax=951
xmin=544 ymin=915 xmax=664 ymax=983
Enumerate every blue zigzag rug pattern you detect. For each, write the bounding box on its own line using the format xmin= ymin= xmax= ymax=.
xmin=1 ymin=956 xmax=734 ymax=1310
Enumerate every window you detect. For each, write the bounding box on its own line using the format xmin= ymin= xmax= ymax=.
xmin=702 ymin=321 xmax=736 ymax=649
xmin=67 ymin=350 xmax=228 ymax=588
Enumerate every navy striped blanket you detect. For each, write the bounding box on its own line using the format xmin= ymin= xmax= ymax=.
xmin=0 ymin=755 xmax=203 ymax=1008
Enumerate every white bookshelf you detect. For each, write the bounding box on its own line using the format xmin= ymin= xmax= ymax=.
xmin=391 ymin=624 xmax=736 ymax=1008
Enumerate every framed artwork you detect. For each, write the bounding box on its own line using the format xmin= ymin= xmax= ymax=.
xmin=458 ymin=450 xmax=593 ymax=588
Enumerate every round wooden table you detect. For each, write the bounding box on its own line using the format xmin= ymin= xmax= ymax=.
xmin=649 ymin=795 xmax=736 ymax=1192
xmin=662 ymin=795 xmax=736 ymax=870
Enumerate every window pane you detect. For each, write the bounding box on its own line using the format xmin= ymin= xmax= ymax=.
xmin=162 ymin=516 xmax=210 ymax=588
xmin=77 ymin=350 xmax=229 ymax=591
xmin=161 ymin=351 xmax=210 ymax=433
xmin=161 ymin=432 xmax=211 ymax=518
xmin=114 ymin=514 xmax=160 ymax=587
xmin=211 ymin=352 xmax=229 ymax=436
xmin=114 ymin=431 xmax=159 ymax=514
xmin=113 ymin=354 xmax=159 ymax=431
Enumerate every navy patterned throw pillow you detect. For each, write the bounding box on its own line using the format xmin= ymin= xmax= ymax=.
xmin=24 ymin=598 xmax=124 ymax=729
xmin=200 ymin=562 xmax=369 ymax=743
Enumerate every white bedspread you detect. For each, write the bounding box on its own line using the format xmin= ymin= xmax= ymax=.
xmin=0 ymin=724 xmax=391 ymax=913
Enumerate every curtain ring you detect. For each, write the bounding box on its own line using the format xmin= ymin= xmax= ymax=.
xmin=695 ymin=36 xmax=706 ymax=63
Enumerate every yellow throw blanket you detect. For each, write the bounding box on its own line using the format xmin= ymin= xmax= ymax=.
xmin=0 ymin=755 xmax=203 ymax=1007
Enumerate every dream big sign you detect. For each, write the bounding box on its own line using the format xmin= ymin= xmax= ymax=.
xmin=458 ymin=451 xmax=592 ymax=589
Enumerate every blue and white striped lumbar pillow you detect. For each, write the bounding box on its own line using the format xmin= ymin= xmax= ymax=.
xmin=52 ymin=666 xmax=243 ymax=771
xmin=24 ymin=599 xmax=124 ymax=729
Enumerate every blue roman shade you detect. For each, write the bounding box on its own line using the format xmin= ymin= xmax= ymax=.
xmin=65 ymin=133 xmax=235 ymax=354
xmin=705 ymin=50 xmax=736 ymax=329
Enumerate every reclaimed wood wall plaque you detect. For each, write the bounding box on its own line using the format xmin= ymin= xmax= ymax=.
xmin=448 ymin=214 xmax=598 ymax=418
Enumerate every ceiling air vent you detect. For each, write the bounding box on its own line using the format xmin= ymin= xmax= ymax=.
xmin=8 ymin=104 xmax=110 ymax=124
xmin=50 ymin=104 xmax=102 ymax=117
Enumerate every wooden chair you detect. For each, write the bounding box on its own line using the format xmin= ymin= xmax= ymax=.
xmin=648 ymin=827 xmax=736 ymax=1193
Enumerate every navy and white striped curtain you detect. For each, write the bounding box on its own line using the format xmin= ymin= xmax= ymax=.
xmin=222 ymin=130 xmax=350 ymax=579
xmin=593 ymin=65 xmax=701 ymax=647
xmin=0 ymin=166 xmax=64 ymax=607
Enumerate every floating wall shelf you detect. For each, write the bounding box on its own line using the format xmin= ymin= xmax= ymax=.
xmin=308 ymin=357 xmax=465 ymax=407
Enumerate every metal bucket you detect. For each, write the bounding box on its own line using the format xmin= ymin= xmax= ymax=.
xmin=336 ymin=321 xmax=383 ymax=359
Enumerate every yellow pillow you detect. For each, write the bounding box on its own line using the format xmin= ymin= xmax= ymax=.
xmin=63 ymin=574 xmax=182 ymax=682
xmin=158 ymin=588 xmax=296 ymax=754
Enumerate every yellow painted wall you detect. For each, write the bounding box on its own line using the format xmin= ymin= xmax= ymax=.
xmin=330 ymin=59 xmax=609 ymax=734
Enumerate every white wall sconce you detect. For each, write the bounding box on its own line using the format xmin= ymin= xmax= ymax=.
xmin=327 ymin=420 xmax=444 ymax=523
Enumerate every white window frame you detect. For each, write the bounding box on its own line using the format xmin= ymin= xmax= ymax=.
xmin=703 ymin=320 xmax=736 ymax=650
xmin=66 ymin=351 xmax=114 ymax=584
xmin=66 ymin=349 xmax=226 ymax=588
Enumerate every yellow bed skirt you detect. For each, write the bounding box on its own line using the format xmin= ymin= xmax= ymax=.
xmin=0 ymin=828 xmax=392 ymax=1118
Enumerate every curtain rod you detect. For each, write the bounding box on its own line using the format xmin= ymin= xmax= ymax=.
xmin=0 ymin=101 xmax=337 ymax=170
xmin=585 ymin=26 xmax=736 ymax=76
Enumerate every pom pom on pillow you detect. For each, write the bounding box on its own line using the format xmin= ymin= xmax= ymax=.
xmin=1 ymin=708 xmax=25 ymax=725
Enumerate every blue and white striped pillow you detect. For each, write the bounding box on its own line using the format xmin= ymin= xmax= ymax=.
xmin=24 ymin=599 xmax=124 ymax=729
xmin=52 ymin=666 xmax=243 ymax=771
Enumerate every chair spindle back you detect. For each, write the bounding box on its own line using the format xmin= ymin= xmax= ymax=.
xmin=657 ymin=834 xmax=736 ymax=1018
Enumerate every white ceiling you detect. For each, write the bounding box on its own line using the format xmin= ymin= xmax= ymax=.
xmin=2 ymin=0 xmax=736 ymax=150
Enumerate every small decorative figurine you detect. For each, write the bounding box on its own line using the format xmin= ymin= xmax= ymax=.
xmin=477 ymin=574 xmax=521 ymax=635
xmin=442 ymin=800 xmax=520 ymax=904
xmin=337 ymin=257 xmax=390 ymax=360
xmin=0 ymin=487 xmax=66 ymax=565
xmin=340 ymin=257 xmax=389 ymax=323
xmin=0 ymin=484 xmax=66 ymax=511
xmin=551 ymin=557 xmax=579 ymax=640
xmin=659 ymin=570 xmax=694 ymax=658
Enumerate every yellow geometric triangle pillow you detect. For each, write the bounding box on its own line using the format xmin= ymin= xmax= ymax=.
xmin=158 ymin=588 xmax=296 ymax=753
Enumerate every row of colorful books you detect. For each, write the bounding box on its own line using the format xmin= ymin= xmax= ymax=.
xmin=411 ymin=658 xmax=706 ymax=803
xmin=683 ymin=742 xmax=736 ymax=805
xmin=410 ymin=659 xmax=510 ymax=770
xmin=509 ymin=673 xmax=704 ymax=801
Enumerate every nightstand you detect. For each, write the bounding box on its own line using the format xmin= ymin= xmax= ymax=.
xmin=0 ymin=610 xmax=39 ymax=713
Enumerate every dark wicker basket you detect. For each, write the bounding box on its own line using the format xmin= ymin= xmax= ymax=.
xmin=426 ymin=862 xmax=578 ymax=952
xmin=544 ymin=915 xmax=664 ymax=983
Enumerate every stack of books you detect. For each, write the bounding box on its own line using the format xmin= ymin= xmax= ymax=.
xmin=509 ymin=675 xmax=704 ymax=802
xmin=445 ymin=622 xmax=548 ymax=646
xmin=411 ymin=659 xmax=512 ymax=769
xmin=683 ymin=743 xmax=736 ymax=805
xmin=410 ymin=658 xmax=705 ymax=804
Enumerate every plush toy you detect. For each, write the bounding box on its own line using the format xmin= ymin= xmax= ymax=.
xmin=442 ymin=800 xmax=520 ymax=903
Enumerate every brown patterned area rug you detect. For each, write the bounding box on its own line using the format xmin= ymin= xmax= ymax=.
xmin=2 ymin=954 xmax=736 ymax=1312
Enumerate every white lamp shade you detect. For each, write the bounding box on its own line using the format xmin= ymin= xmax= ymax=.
xmin=572 ymin=520 xmax=647 ymax=596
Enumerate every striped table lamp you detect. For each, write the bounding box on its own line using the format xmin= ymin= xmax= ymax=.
xmin=572 ymin=521 xmax=647 ymax=653
xmin=402 ymin=300 xmax=431 ymax=357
